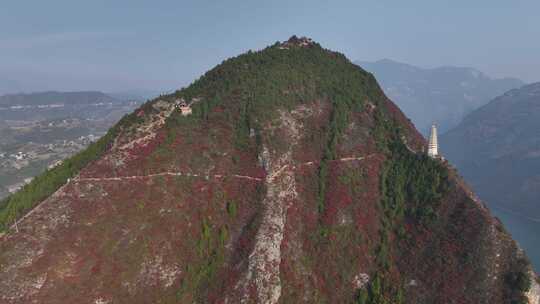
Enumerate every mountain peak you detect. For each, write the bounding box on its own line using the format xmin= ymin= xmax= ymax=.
xmin=522 ymin=81 xmax=540 ymax=93
xmin=0 ymin=39 xmax=535 ymax=304
xmin=280 ymin=35 xmax=316 ymax=48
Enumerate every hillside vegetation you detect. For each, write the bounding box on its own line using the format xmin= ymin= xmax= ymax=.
xmin=0 ymin=37 xmax=535 ymax=304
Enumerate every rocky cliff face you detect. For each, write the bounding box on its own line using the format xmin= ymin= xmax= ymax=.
xmin=0 ymin=37 xmax=536 ymax=303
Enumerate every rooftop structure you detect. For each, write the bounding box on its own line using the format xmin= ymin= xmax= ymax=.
xmin=280 ymin=36 xmax=315 ymax=49
xmin=48 ymin=160 xmax=63 ymax=170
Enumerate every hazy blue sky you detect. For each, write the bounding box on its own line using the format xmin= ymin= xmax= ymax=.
xmin=1 ymin=0 xmax=539 ymax=93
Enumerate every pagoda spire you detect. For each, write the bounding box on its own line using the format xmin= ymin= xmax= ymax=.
xmin=428 ymin=123 xmax=439 ymax=158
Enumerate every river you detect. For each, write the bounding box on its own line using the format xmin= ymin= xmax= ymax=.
xmin=491 ymin=206 xmax=540 ymax=271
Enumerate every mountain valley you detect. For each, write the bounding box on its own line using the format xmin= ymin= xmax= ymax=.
xmin=356 ymin=59 xmax=524 ymax=135
xmin=0 ymin=92 xmax=142 ymax=199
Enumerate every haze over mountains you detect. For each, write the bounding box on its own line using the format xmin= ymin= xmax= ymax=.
xmin=356 ymin=59 xmax=524 ymax=135
xmin=0 ymin=37 xmax=537 ymax=303
xmin=358 ymin=59 xmax=540 ymax=272
xmin=442 ymin=82 xmax=540 ymax=214
xmin=0 ymin=91 xmax=137 ymax=121
xmin=441 ymin=82 xmax=540 ymax=269
xmin=0 ymin=78 xmax=22 ymax=96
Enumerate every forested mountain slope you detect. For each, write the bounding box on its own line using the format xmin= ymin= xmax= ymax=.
xmin=0 ymin=37 xmax=537 ymax=304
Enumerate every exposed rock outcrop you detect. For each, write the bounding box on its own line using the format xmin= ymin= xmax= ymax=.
xmin=0 ymin=37 xmax=534 ymax=304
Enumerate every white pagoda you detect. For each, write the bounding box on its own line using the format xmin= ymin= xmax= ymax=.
xmin=428 ymin=123 xmax=439 ymax=158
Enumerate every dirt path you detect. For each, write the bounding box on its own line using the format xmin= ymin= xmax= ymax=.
xmin=76 ymin=172 xmax=264 ymax=183
xmin=74 ymin=155 xmax=374 ymax=183
xmin=5 ymin=154 xmax=374 ymax=234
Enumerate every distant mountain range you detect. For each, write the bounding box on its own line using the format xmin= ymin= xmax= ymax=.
xmin=0 ymin=91 xmax=136 ymax=121
xmin=355 ymin=59 xmax=524 ymax=134
xmin=107 ymin=89 xmax=164 ymax=102
xmin=441 ymin=82 xmax=540 ymax=270
xmin=0 ymin=78 xmax=21 ymax=96
xmin=442 ymin=82 xmax=540 ymax=218
xmin=0 ymin=91 xmax=121 ymax=106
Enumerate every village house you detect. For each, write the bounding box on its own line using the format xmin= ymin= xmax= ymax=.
xmin=11 ymin=151 xmax=26 ymax=161
xmin=48 ymin=160 xmax=63 ymax=170
xmin=8 ymin=183 xmax=23 ymax=194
